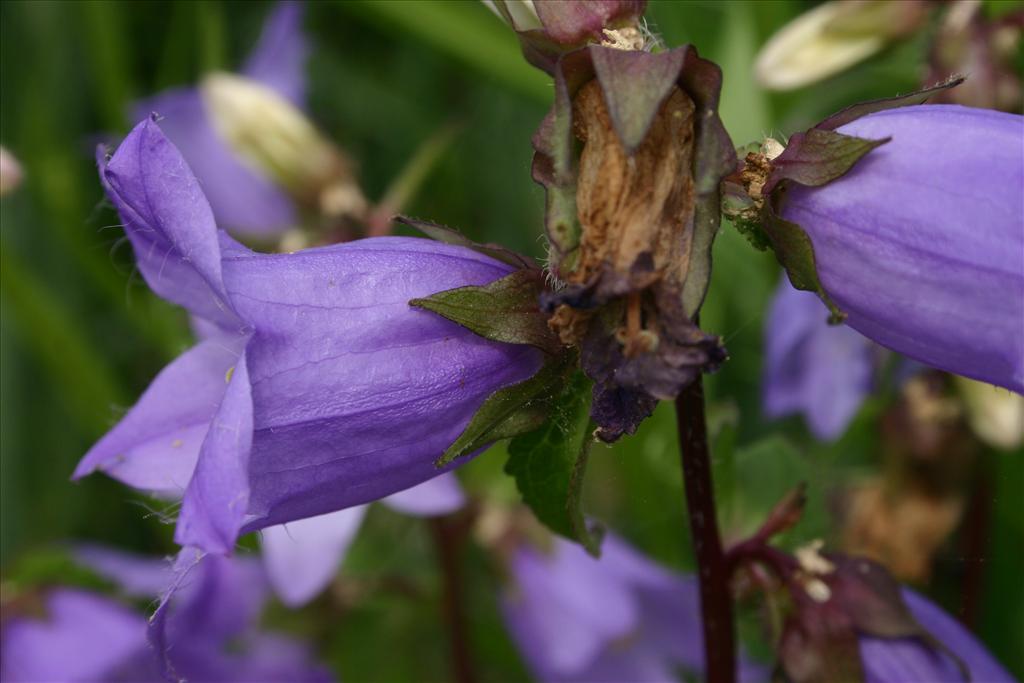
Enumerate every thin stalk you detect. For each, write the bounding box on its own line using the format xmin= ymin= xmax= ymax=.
xmin=429 ymin=516 xmax=478 ymax=683
xmin=675 ymin=375 xmax=736 ymax=683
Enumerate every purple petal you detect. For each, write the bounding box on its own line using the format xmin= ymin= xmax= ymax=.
xmin=503 ymin=539 xmax=640 ymax=676
xmin=73 ymin=545 xmax=175 ymax=598
xmin=242 ymin=2 xmax=309 ymax=107
xmin=861 ymin=589 xmax=1017 ymax=683
xmin=382 ymin=472 xmax=466 ymax=517
xmin=133 ymin=91 xmax=296 ymax=237
xmin=149 ymin=549 xmax=331 ymax=682
xmin=763 ymin=280 xmax=875 ymax=440
xmin=0 ymin=589 xmax=152 ymax=683
xmin=220 ymin=237 xmax=543 ymax=534
xmin=73 ymin=337 xmax=246 ymax=496
xmin=784 ymin=105 xmax=1024 ymax=392
xmin=100 ymin=118 xmax=240 ymax=326
xmin=261 ymin=506 xmax=367 ymax=607
xmin=175 ymin=348 xmax=254 ymax=553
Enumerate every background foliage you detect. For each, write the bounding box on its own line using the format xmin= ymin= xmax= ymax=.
xmin=1 ymin=1 xmax=1020 ymax=681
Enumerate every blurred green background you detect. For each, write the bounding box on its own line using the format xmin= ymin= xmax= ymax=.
xmin=1 ymin=1 xmax=1021 ymax=681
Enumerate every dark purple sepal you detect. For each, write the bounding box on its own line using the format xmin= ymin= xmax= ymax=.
xmin=778 ymin=605 xmax=865 ymax=683
xmin=534 ymin=1 xmax=646 ymax=45
xmin=395 ymin=215 xmax=535 ymax=270
xmin=763 ymin=129 xmax=890 ymax=195
xmin=411 ymin=269 xmax=563 ymax=356
xmin=506 ymin=370 xmax=605 ymax=555
xmin=434 ymin=352 xmax=576 ymax=467
xmin=816 ymin=76 xmax=966 ymax=131
xmin=580 ymin=305 xmax=658 ymax=442
xmin=614 ymin=287 xmax=726 ymax=400
xmin=498 ymin=0 xmax=647 ymax=75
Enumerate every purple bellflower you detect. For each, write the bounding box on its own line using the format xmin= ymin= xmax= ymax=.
xmin=781 ymin=105 xmax=1024 ymax=393
xmin=860 ymin=589 xmax=1016 ymax=683
xmin=0 ymin=547 xmax=331 ymax=683
xmin=261 ymin=472 xmax=465 ymax=606
xmin=134 ymin=2 xmax=307 ymax=236
xmin=501 ymin=533 xmax=766 ymax=683
xmin=73 ymin=118 xmax=543 ymax=555
xmin=763 ymin=279 xmax=876 ymax=440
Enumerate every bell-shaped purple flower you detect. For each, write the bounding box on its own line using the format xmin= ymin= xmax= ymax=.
xmin=134 ymin=2 xmax=307 ymax=236
xmin=501 ymin=533 xmax=766 ymax=682
xmin=73 ymin=119 xmax=543 ymax=555
xmin=860 ymin=589 xmax=1016 ymax=683
xmin=1 ymin=548 xmax=331 ymax=683
xmin=781 ymin=104 xmax=1024 ymax=393
xmin=763 ymin=279 xmax=876 ymax=440
xmin=261 ymin=473 xmax=465 ymax=606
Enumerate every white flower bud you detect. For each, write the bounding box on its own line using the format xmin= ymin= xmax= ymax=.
xmin=201 ymin=72 xmax=364 ymax=217
xmin=755 ymin=1 xmax=929 ymax=91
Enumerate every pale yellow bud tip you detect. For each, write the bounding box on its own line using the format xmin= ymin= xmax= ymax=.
xmin=755 ymin=0 xmax=928 ymax=91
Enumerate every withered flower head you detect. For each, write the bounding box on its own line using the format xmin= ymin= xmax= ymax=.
xmin=532 ymin=44 xmax=735 ymax=440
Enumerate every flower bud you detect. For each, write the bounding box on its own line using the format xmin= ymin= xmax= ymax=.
xmin=487 ymin=0 xmax=649 ymax=74
xmin=755 ymin=0 xmax=930 ymax=90
xmin=201 ymin=72 xmax=365 ymax=219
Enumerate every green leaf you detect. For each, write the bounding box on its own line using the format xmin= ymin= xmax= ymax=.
xmin=765 ymin=129 xmax=889 ymax=193
xmin=761 ymin=203 xmax=845 ymax=323
xmin=816 ymin=76 xmax=966 ymax=131
xmin=411 ymin=269 xmax=560 ymax=355
xmin=506 ymin=371 xmax=603 ymax=555
xmin=435 ymin=354 xmax=572 ymax=467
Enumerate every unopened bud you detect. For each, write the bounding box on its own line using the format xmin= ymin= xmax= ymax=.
xmin=0 ymin=146 xmax=23 ymax=196
xmin=955 ymin=376 xmax=1024 ymax=450
xmin=755 ymin=1 xmax=930 ymax=90
xmin=481 ymin=0 xmax=541 ymax=32
xmin=201 ymin=72 xmax=366 ymax=218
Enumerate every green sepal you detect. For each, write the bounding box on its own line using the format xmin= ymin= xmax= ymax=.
xmin=764 ymin=129 xmax=890 ymax=194
xmin=395 ymin=216 xmax=535 ymax=270
xmin=816 ymin=75 xmax=965 ymax=131
xmin=411 ymin=269 xmax=562 ymax=355
xmin=506 ymin=370 xmax=604 ymax=556
xmin=434 ymin=352 xmax=574 ymax=468
xmin=761 ymin=201 xmax=845 ymax=323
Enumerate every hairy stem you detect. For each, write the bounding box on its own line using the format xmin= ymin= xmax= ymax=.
xmin=430 ymin=516 xmax=478 ymax=683
xmin=675 ymin=376 xmax=736 ymax=683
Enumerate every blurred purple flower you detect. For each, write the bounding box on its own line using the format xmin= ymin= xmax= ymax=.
xmin=134 ymin=2 xmax=307 ymax=236
xmin=861 ymin=589 xmax=1016 ymax=683
xmin=763 ymin=279 xmax=876 ymax=440
xmin=782 ymin=104 xmax=1024 ymax=393
xmin=73 ymin=119 xmax=543 ymax=555
xmin=1 ymin=549 xmax=331 ymax=683
xmin=261 ymin=473 xmax=465 ymax=606
xmin=501 ymin=534 xmax=765 ymax=683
